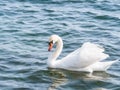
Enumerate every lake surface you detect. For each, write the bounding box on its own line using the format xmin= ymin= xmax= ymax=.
xmin=0 ymin=0 xmax=120 ymax=90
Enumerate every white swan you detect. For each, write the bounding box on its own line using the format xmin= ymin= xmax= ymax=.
xmin=47 ymin=35 xmax=118 ymax=73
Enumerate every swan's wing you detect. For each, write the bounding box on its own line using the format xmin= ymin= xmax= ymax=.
xmin=58 ymin=42 xmax=109 ymax=69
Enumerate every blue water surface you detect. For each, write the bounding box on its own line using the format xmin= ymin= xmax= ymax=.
xmin=0 ymin=0 xmax=120 ymax=90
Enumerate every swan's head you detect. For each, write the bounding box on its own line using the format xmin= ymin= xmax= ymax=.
xmin=48 ymin=35 xmax=60 ymax=51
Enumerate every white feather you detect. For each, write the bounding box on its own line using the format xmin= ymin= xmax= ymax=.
xmin=47 ymin=35 xmax=117 ymax=73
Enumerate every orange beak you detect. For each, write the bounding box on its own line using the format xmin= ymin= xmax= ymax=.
xmin=48 ymin=43 xmax=53 ymax=51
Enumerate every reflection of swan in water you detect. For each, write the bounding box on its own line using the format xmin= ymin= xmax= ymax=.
xmin=48 ymin=69 xmax=67 ymax=90
xmin=48 ymin=69 xmax=110 ymax=90
xmin=48 ymin=77 xmax=67 ymax=90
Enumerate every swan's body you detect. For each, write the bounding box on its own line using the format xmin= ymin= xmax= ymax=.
xmin=47 ymin=35 xmax=117 ymax=73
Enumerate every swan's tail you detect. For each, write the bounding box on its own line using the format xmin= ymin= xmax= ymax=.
xmin=91 ymin=59 xmax=119 ymax=72
xmin=103 ymin=59 xmax=119 ymax=71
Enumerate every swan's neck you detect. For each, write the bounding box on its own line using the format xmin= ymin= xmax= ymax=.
xmin=48 ymin=38 xmax=63 ymax=67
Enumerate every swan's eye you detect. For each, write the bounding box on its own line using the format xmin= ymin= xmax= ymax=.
xmin=48 ymin=40 xmax=53 ymax=51
xmin=48 ymin=40 xmax=53 ymax=45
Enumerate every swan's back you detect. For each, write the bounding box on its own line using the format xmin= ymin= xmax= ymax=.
xmin=56 ymin=42 xmax=109 ymax=69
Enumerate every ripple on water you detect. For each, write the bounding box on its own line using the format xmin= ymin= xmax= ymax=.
xmin=0 ymin=0 xmax=120 ymax=90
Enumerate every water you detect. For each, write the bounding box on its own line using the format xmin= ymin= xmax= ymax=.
xmin=0 ymin=0 xmax=120 ymax=90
